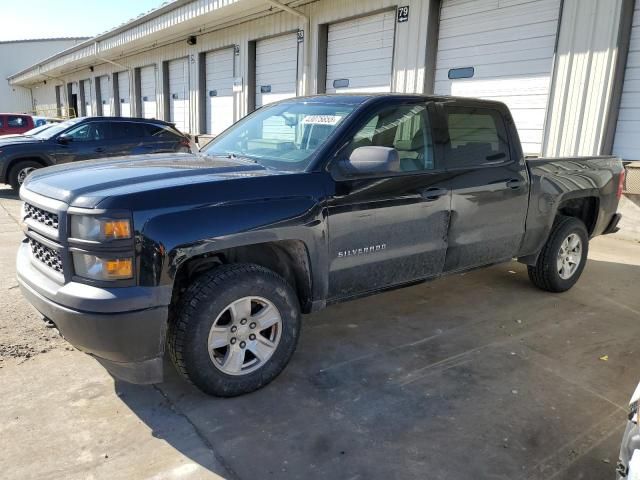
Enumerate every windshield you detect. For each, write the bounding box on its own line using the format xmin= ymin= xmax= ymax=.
xmin=202 ymin=101 xmax=357 ymax=171
xmin=24 ymin=124 xmax=52 ymax=136
xmin=32 ymin=118 xmax=83 ymax=139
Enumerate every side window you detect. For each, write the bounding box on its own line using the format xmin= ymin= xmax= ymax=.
xmin=65 ymin=122 xmax=110 ymax=142
xmin=145 ymin=124 xmax=180 ymax=139
xmin=0 ymin=117 xmax=4 ymax=127
xmin=7 ymin=116 xmax=26 ymax=128
xmin=347 ymin=104 xmax=434 ymax=172
xmin=444 ymin=106 xmax=510 ymax=168
xmin=111 ymin=122 xmax=145 ymax=139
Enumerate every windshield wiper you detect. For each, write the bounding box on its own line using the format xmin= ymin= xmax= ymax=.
xmin=225 ymin=152 xmax=258 ymax=163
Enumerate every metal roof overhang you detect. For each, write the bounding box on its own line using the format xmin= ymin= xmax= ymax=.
xmin=8 ymin=0 xmax=300 ymax=86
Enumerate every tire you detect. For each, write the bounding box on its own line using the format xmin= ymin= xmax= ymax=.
xmin=528 ymin=216 xmax=589 ymax=292
xmin=167 ymin=263 xmax=301 ymax=397
xmin=8 ymin=160 xmax=41 ymax=192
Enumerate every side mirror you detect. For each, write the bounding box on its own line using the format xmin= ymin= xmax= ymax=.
xmin=338 ymin=146 xmax=400 ymax=177
xmin=57 ymin=134 xmax=72 ymax=144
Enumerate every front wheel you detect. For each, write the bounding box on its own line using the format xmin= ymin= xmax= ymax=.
xmin=9 ymin=160 xmax=41 ymax=191
xmin=528 ymin=216 xmax=589 ymax=292
xmin=167 ymin=264 xmax=301 ymax=397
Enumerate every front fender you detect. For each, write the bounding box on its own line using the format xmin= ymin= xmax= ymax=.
xmin=136 ymin=196 xmax=329 ymax=301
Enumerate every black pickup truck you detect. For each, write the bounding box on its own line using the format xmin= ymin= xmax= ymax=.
xmin=16 ymin=94 xmax=625 ymax=396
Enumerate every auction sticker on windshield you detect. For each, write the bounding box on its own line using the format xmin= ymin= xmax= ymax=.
xmin=302 ymin=115 xmax=344 ymax=125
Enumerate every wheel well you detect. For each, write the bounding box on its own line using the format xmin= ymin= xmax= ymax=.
xmin=4 ymin=157 xmax=47 ymax=183
xmin=171 ymin=240 xmax=313 ymax=313
xmin=557 ymin=196 xmax=598 ymax=235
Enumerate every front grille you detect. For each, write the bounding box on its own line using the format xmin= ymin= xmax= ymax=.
xmin=29 ymin=238 xmax=63 ymax=274
xmin=24 ymin=203 xmax=59 ymax=230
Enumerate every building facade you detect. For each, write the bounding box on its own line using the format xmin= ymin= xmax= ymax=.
xmin=1 ymin=38 xmax=88 ymax=114
xmin=6 ymin=0 xmax=639 ymax=161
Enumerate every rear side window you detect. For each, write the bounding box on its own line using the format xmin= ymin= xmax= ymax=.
xmin=444 ymin=106 xmax=510 ymax=168
xmin=111 ymin=122 xmax=145 ymax=139
xmin=7 ymin=116 xmax=27 ymax=128
xmin=145 ymin=124 xmax=180 ymax=139
xmin=0 ymin=117 xmax=4 ymax=127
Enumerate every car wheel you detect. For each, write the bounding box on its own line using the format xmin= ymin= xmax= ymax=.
xmin=528 ymin=215 xmax=589 ymax=292
xmin=9 ymin=160 xmax=41 ymax=191
xmin=167 ymin=263 xmax=301 ymax=397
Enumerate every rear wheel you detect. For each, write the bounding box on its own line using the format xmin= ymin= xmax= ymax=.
xmin=9 ymin=160 xmax=41 ymax=191
xmin=167 ymin=264 xmax=301 ymax=397
xmin=528 ymin=216 xmax=589 ymax=292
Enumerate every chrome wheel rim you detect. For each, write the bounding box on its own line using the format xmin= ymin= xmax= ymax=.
xmin=557 ymin=233 xmax=582 ymax=280
xmin=207 ymin=296 xmax=282 ymax=376
xmin=17 ymin=167 xmax=35 ymax=185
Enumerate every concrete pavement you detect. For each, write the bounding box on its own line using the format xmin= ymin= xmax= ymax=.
xmin=1 ymin=185 xmax=639 ymax=479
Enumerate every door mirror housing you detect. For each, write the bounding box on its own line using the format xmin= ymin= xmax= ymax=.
xmin=336 ymin=146 xmax=400 ymax=178
xmin=57 ymin=134 xmax=73 ymax=144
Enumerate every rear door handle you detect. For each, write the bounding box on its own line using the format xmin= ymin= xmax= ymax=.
xmin=421 ymin=187 xmax=448 ymax=201
xmin=506 ymin=179 xmax=524 ymax=189
xmin=95 ymin=147 xmax=105 ymax=153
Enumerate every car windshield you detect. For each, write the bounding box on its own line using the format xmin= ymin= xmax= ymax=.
xmin=23 ymin=124 xmax=52 ymax=136
xmin=202 ymin=101 xmax=357 ymax=171
xmin=32 ymin=118 xmax=83 ymax=139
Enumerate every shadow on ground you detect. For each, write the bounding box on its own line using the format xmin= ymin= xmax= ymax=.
xmin=116 ymin=258 xmax=639 ymax=480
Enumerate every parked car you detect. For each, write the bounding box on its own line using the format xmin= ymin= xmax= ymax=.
xmin=618 ymin=382 xmax=640 ymax=479
xmin=0 ymin=116 xmax=193 ymax=191
xmin=0 ymin=123 xmax=55 ymax=140
xmin=0 ymin=113 xmax=35 ymax=136
xmin=16 ymin=94 xmax=625 ymax=396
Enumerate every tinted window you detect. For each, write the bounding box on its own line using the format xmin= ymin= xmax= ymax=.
xmin=347 ymin=104 xmax=435 ymax=172
xmin=7 ymin=116 xmax=27 ymax=128
xmin=111 ymin=122 xmax=145 ymax=139
xmin=145 ymin=124 xmax=180 ymax=139
xmin=0 ymin=117 xmax=4 ymax=127
xmin=65 ymin=122 xmax=110 ymax=142
xmin=445 ymin=106 xmax=510 ymax=168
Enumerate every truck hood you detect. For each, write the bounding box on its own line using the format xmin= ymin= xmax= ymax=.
xmin=23 ymin=153 xmax=279 ymax=207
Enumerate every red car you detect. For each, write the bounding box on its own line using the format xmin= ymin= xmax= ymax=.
xmin=0 ymin=114 xmax=35 ymax=136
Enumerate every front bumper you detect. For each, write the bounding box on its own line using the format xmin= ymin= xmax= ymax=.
xmin=16 ymin=241 xmax=170 ymax=384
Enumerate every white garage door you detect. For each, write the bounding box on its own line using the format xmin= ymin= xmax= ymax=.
xmin=140 ymin=65 xmax=157 ymax=119
xmin=81 ymin=79 xmax=92 ymax=116
xmin=169 ymin=57 xmax=190 ymax=133
xmin=255 ymin=33 xmax=298 ymax=108
xmin=613 ymin=3 xmax=640 ymax=161
xmin=99 ymin=75 xmax=112 ymax=117
xmin=434 ymin=0 xmax=561 ymax=155
xmin=117 ymin=71 xmax=131 ymax=117
xmin=326 ymin=10 xmax=396 ymax=94
xmin=205 ymin=48 xmax=235 ymax=135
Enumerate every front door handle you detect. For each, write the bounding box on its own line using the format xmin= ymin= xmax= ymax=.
xmin=506 ymin=179 xmax=524 ymax=190
xmin=95 ymin=147 xmax=105 ymax=153
xmin=421 ymin=187 xmax=448 ymax=201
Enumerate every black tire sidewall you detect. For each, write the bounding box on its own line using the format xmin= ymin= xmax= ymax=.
xmin=542 ymin=218 xmax=589 ymax=292
xmin=178 ymin=267 xmax=301 ymax=396
xmin=9 ymin=160 xmax=41 ymax=191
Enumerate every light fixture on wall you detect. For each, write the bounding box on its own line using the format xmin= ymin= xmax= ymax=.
xmin=89 ymin=66 xmax=94 ymax=72
xmin=187 ymin=35 xmax=197 ymax=46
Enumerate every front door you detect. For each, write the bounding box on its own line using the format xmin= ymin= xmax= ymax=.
xmin=53 ymin=121 xmax=112 ymax=164
xmin=440 ymin=103 xmax=529 ymax=272
xmin=327 ymin=102 xmax=452 ymax=300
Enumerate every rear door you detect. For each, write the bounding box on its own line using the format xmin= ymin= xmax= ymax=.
xmin=141 ymin=124 xmax=186 ymax=153
xmin=327 ymin=101 xmax=452 ymax=299
xmin=440 ymin=102 xmax=528 ymax=272
xmin=108 ymin=121 xmax=147 ymax=156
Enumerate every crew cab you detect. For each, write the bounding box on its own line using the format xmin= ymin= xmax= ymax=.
xmin=16 ymin=94 xmax=625 ymax=396
xmin=1 ymin=116 xmax=192 ymax=191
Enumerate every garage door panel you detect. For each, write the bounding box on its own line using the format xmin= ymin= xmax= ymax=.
xmin=205 ymin=48 xmax=234 ymax=136
xmin=117 ymin=72 xmax=131 ymax=117
xmin=99 ymin=76 xmax=112 ymax=117
xmin=140 ymin=65 xmax=157 ymax=119
xmin=325 ymin=11 xmax=395 ymax=94
xmin=436 ymin=0 xmax=560 ymax=155
xmin=168 ymin=58 xmax=189 ymax=133
xmin=82 ymin=80 xmax=93 ymax=117
xmin=255 ymin=33 xmax=298 ymax=108
xmin=614 ymin=2 xmax=640 ymax=160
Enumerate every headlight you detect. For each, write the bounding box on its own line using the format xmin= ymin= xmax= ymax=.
xmin=73 ymin=253 xmax=133 ymax=280
xmin=70 ymin=216 xmax=131 ymax=241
